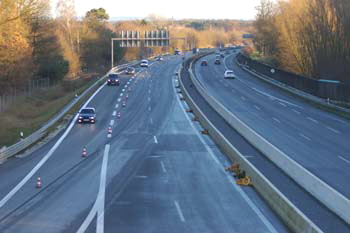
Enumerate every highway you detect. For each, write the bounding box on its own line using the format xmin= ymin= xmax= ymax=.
xmin=195 ymin=52 xmax=350 ymax=198
xmin=0 ymin=55 xmax=286 ymax=233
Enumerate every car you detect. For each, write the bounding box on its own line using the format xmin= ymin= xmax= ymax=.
xmin=174 ymin=48 xmax=180 ymax=55
xmin=201 ymin=60 xmax=208 ymax=66
xmin=140 ymin=60 xmax=149 ymax=67
xmin=107 ymin=73 xmax=120 ymax=86
xmin=125 ymin=67 xmax=135 ymax=75
xmin=156 ymin=56 xmax=163 ymax=61
xmin=77 ymin=107 xmax=96 ymax=124
xmin=224 ymin=70 xmax=236 ymax=79
xmin=220 ymin=53 xmax=225 ymax=58
xmin=214 ymin=59 xmax=221 ymax=65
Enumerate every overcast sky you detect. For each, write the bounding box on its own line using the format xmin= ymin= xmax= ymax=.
xmin=51 ymin=0 xmax=263 ymax=20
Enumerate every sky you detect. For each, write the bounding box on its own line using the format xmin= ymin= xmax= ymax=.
xmin=51 ymin=0 xmax=263 ymax=20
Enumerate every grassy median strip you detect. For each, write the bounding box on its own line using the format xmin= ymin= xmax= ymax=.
xmin=0 ymin=77 xmax=102 ymax=147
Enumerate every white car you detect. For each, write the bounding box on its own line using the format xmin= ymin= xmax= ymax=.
xmin=224 ymin=70 xmax=236 ymax=79
xmin=140 ymin=60 xmax=149 ymax=67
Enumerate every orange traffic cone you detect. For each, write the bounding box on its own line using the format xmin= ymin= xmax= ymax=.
xmin=82 ymin=147 xmax=87 ymax=157
xmin=36 ymin=177 xmax=42 ymax=188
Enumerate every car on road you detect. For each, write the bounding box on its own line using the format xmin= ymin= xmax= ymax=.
xmin=107 ymin=73 xmax=120 ymax=86
xmin=77 ymin=107 xmax=96 ymax=124
xmin=220 ymin=53 xmax=225 ymax=58
xmin=125 ymin=67 xmax=135 ymax=75
xmin=156 ymin=56 xmax=163 ymax=61
xmin=140 ymin=60 xmax=149 ymax=67
xmin=201 ymin=60 xmax=208 ymax=66
xmin=224 ymin=70 xmax=236 ymax=79
xmin=214 ymin=59 xmax=221 ymax=65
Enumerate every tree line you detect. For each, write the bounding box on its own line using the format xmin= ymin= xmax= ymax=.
xmin=253 ymin=0 xmax=350 ymax=83
xmin=0 ymin=1 xmax=252 ymax=94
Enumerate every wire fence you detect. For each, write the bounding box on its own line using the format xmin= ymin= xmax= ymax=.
xmin=236 ymin=53 xmax=350 ymax=102
xmin=0 ymin=78 xmax=58 ymax=112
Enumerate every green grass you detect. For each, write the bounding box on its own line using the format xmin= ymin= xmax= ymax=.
xmin=0 ymin=77 xmax=101 ymax=148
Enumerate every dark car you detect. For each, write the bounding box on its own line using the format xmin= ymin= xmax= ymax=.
xmin=77 ymin=107 xmax=96 ymax=124
xmin=156 ymin=56 xmax=163 ymax=61
xmin=214 ymin=59 xmax=221 ymax=65
xmin=201 ymin=60 xmax=208 ymax=66
xmin=107 ymin=73 xmax=120 ymax=86
xmin=125 ymin=67 xmax=135 ymax=75
xmin=220 ymin=53 xmax=225 ymax=58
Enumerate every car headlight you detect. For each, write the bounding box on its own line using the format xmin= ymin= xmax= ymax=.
xmin=90 ymin=116 xmax=95 ymax=119
xmin=79 ymin=116 xmax=83 ymax=119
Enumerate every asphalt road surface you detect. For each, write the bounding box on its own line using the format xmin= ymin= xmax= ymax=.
xmin=0 ymin=56 xmax=287 ymax=233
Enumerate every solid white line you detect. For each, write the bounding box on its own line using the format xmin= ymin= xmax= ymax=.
xmin=174 ymin=76 xmax=279 ymax=233
xmin=338 ymin=156 xmax=350 ymax=164
xmin=174 ymin=201 xmax=186 ymax=222
xmin=272 ymin=117 xmax=280 ymax=123
xmin=306 ymin=117 xmax=319 ymax=124
xmin=254 ymin=105 xmax=261 ymax=110
xmin=278 ymin=102 xmax=287 ymax=107
xmin=161 ymin=161 xmax=167 ymax=173
xmin=154 ymin=136 xmax=158 ymax=144
xmin=326 ymin=126 xmax=340 ymax=134
xmin=0 ymin=82 xmax=107 ymax=209
xmin=299 ymin=133 xmax=311 ymax=141
xmin=149 ymin=155 xmax=161 ymax=158
xmin=96 ymin=144 xmax=110 ymax=233
xmin=252 ymin=87 xmax=302 ymax=109
xmin=112 ymin=111 xmax=116 ymax=116
xmin=292 ymin=109 xmax=301 ymax=114
xmin=135 ymin=175 xmax=147 ymax=179
xmin=110 ymin=120 xmax=115 ymax=126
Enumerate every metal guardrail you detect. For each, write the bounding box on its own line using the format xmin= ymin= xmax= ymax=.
xmin=0 ymin=61 xmax=138 ymax=164
xmin=187 ymin=53 xmax=350 ymax=225
xmin=180 ymin=54 xmax=323 ymax=232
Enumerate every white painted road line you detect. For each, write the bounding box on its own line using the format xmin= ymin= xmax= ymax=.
xmin=278 ymin=102 xmax=287 ymax=107
xmin=120 ymin=93 xmax=123 ymax=97
xmin=338 ymin=156 xmax=350 ymax=164
xmin=174 ymin=201 xmax=186 ymax=222
xmin=115 ymin=104 xmax=119 ymax=108
xmin=306 ymin=117 xmax=319 ymax=124
xmin=149 ymin=106 xmax=151 ymax=111
xmin=96 ymin=144 xmax=110 ymax=233
xmin=240 ymin=96 xmax=246 ymax=101
xmin=173 ymin=76 xmax=279 ymax=233
xmin=150 ymin=118 xmax=153 ymax=124
xmin=254 ymin=105 xmax=261 ymax=110
xmin=135 ymin=175 xmax=147 ymax=179
xmin=326 ymin=126 xmax=340 ymax=134
xmin=0 ymin=82 xmax=107 ymax=210
xmin=110 ymin=120 xmax=115 ymax=126
xmin=272 ymin=117 xmax=280 ymax=123
xmin=148 ymin=97 xmax=151 ymax=102
xmin=112 ymin=111 xmax=116 ymax=116
xmin=117 ymin=98 xmax=121 ymax=102
xmin=252 ymin=87 xmax=302 ymax=109
xmin=292 ymin=109 xmax=301 ymax=114
xmin=161 ymin=161 xmax=167 ymax=173
xmin=122 ymin=89 xmax=125 ymax=92
xmin=154 ymin=136 xmax=158 ymax=144
xmin=299 ymin=133 xmax=311 ymax=141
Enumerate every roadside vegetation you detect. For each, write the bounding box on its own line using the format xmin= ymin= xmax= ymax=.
xmin=0 ymin=0 xmax=252 ymax=148
xmin=251 ymin=0 xmax=350 ymax=84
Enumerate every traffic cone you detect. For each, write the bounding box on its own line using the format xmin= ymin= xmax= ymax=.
xmin=122 ymin=101 xmax=126 ymax=107
xmin=82 ymin=147 xmax=87 ymax=157
xmin=36 ymin=177 xmax=42 ymax=188
xmin=117 ymin=112 xmax=121 ymax=119
xmin=126 ymin=94 xmax=129 ymax=100
xmin=108 ymin=126 xmax=112 ymax=135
